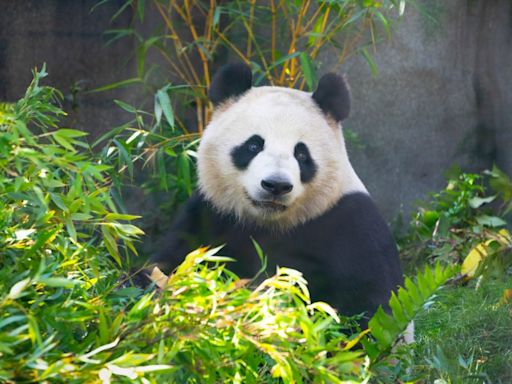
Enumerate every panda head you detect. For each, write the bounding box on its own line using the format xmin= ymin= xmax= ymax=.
xmin=198 ymin=63 xmax=366 ymax=230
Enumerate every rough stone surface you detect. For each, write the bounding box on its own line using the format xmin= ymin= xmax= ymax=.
xmin=0 ymin=0 xmax=137 ymax=140
xmin=329 ymin=0 xmax=512 ymax=221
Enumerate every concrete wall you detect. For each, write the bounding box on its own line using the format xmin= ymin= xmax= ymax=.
xmin=1 ymin=0 xmax=511 ymax=222
xmin=338 ymin=0 xmax=512 ymax=220
xmin=0 ymin=0 xmax=136 ymax=139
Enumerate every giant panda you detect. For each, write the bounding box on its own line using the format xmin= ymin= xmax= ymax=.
xmin=152 ymin=63 xmax=404 ymax=326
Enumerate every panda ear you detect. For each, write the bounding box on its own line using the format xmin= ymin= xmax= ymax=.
xmin=209 ymin=63 xmax=253 ymax=106
xmin=312 ymin=73 xmax=351 ymax=122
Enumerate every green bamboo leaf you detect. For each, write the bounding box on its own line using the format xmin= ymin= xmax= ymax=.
xmin=50 ymin=193 xmax=68 ymax=211
xmin=113 ymin=139 xmax=134 ymax=178
xmin=55 ymin=128 xmax=88 ymax=138
xmin=114 ymin=99 xmax=137 ymax=113
xmin=27 ymin=314 xmax=43 ymax=348
xmin=104 ymin=213 xmax=141 ymax=221
xmin=476 ymin=215 xmax=507 ymax=227
xmin=65 ymin=218 xmax=77 ymax=242
xmin=70 ymin=213 xmax=93 ymax=221
xmin=360 ymin=47 xmax=379 ymax=77
xmin=156 ymin=87 xmax=174 ymax=129
xmin=15 ymin=121 xmax=36 ymax=144
xmin=136 ymin=0 xmax=145 ymax=21
xmin=154 ymin=93 xmax=163 ymax=125
xmin=254 ymin=51 xmax=301 ymax=85
xmin=98 ymin=309 xmax=110 ymax=344
xmin=213 ymin=6 xmax=222 ymax=27
xmin=102 ymin=226 xmax=121 ymax=266
xmin=8 ymin=278 xmax=31 ymax=300
xmin=26 ymin=228 xmax=59 ymax=258
xmin=128 ymin=292 xmax=155 ymax=320
xmin=38 ymin=277 xmax=80 ymax=288
xmin=110 ymin=0 xmax=132 ymax=22
xmin=53 ymin=131 xmax=75 ymax=151
xmin=373 ymin=9 xmax=391 ymax=38
xmin=299 ymin=52 xmax=316 ymax=91
xmin=178 ymin=152 xmax=192 ymax=195
xmin=87 ymin=78 xmax=142 ymax=93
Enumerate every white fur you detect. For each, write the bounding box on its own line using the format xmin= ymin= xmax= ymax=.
xmin=198 ymin=86 xmax=366 ymax=230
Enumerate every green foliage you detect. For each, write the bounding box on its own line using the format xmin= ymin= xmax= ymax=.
xmin=395 ymin=168 xmax=512 ymax=383
xmin=400 ymin=167 xmax=512 ymax=277
xmin=413 ymin=277 xmax=512 ymax=383
xmin=364 ymin=263 xmax=457 ymax=363
xmin=93 ymin=86 xmax=199 ymax=227
xmin=10 ymin=66 xmax=512 ymax=382
xmin=0 ymin=67 xmax=143 ymax=382
xmin=0 ymin=68 xmax=466 ymax=383
xmin=105 ymin=248 xmax=371 ymax=383
xmin=98 ymin=0 xmax=410 ymax=124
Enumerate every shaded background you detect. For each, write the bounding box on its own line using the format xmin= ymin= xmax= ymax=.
xmin=1 ymin=0 xmax=511 ymax=222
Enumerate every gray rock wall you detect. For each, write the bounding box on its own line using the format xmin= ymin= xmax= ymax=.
xmin=338 ymin=0 xmax=512 ymax=220
xmin=1 ymin=0 xmax=511 ymax=222
xmin=0 ymin=0 xmax=136 ymax=139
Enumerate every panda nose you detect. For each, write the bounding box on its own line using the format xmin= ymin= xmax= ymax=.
xmin=261 ymin=178 xmax=293 ymax=196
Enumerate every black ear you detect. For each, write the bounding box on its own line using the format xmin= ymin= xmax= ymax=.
xmin=312 ymin=73 xmax=351 ymax=122
xmin=209 ymin=63 xmax=253 ymax=106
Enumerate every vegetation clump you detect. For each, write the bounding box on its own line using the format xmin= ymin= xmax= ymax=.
xmin=0 ymin=68 xmax=461 ymax=383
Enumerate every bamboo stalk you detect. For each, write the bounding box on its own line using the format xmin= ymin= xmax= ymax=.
xmin=234 ymin=0 xmax=272 ymax=84
xmin=246 ymin=0 xmax=256 ymax=57
xmin=280 ymin=0 xmax=310 ymax=87
xmin=270 ymin=0 xmax=278 ymax=79
xmin=183 ymin=0 xmax=211 ymax=88
xmin=215 ymin=31 xmax=252 ymax=65
xmin=154 ymin=1 xmax=202 ymax=86
xmin=164 ymin=1 xmax=202 ymax=86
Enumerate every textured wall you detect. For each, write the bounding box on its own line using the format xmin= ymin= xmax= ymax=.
xmin=1 ymin=0 xmax=511 ymax=222
xmin=0 ymin=0 xmax=136 ymax=139
xmin=336 ymin=0 xmax=512 ymax=220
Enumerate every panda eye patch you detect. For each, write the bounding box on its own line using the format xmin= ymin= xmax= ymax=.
xmin=294 ymin=142 xmax=317 ymax=183
xmin=231 ymin=134 xmax=265 ymax=170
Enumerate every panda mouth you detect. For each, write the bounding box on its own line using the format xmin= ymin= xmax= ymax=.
xmin=247 ymin=196 xmax=288 ymax=212
xmin=251 ymin=200 xmax=287 ymax=211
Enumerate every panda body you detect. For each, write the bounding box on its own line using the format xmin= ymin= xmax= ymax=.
xmin=153 ymin=63 xmax=403 ymax=324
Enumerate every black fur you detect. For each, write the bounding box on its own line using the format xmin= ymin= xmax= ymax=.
xmin=152 ymin=192 xmax=403 ymax=326
xmin=312 ymin=73 xmax=351 ymax=122
xmin=209 ymin=63 xmax=253 ymax=106
xmin=230 ymin=134 xmax=265 ymax=170
xmin=294 ymin=142 xmax=317 ymax=183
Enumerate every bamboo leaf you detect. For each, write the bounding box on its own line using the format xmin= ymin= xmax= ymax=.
xmin=156 ymin=87 xmax=174 ymax=129
xmin=87 ymin=78 xmax=142 ymax=93
xmin=299 ymin=52 xmax=316 ymax=91
xmin=476 ymin=215 xmax=507 ymax=227
xmin=114 ymin=100 xmax=137 ymax=113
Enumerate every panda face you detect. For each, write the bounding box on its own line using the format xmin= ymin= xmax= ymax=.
xmin=230 ymin=132 xmax=313 ymax=215
xmin=197 ymin=86 xmax=366 ymax=230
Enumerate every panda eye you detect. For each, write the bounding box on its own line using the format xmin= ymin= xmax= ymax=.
xmin=296 ymin=152 xmax=308 ymax=162
xmin=248 ymin=142 xmax=261 ymax=152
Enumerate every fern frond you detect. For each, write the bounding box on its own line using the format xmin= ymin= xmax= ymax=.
xmin=363 ymin=263 xmax=458 ymax=361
